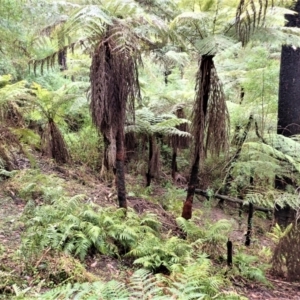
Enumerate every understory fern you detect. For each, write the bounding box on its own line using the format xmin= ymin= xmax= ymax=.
xmin=176 ymin=217 xmax=233 ymax=258
xmin=21 ymin=198 xmax=162 ymax=263
xmin=39 ymin=263 xmax=246 ymax=300
xmin=128 ymin=235 xmax=191 ymax=273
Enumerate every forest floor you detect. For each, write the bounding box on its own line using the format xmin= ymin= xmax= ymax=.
xmin=0 ymin=155 xmax=300 ymax=299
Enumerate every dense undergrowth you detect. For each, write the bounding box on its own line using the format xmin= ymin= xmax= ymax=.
xmin=0 ymin=167 xmax=273 ymax=299
xmin=2 ymin=1 xmax=300 ymax=298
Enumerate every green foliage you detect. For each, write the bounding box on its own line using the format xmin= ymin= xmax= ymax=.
xmin=21 ymin=198 xmax=162 ymax=263
xmin=176 ymin=217 xmax=233 ymax=258
xmin=228 ymin=134 xmax=300 ymax=209
xmin=8 ymin=169 xmax=66 ymax=203
xmin=39 ymin=264 xmax=245 ymax=300
xmin=129 ymin=235 xmax=191 ymax=273
xmin=267 ymin=223 xmax=293 ymax=244
xmin=126 ymin=107 xmax=191 ymax=138
xmin=66 ymin=124 xmax=102 ymax=170
xmin=231 ymin=251 xmax=269 ymax=284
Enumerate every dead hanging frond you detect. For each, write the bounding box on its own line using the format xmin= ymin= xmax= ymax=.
xmin=272 ymin=223 xmax=300 ymax=281
xmin=235 ymin=0 xmax=274 ymax=45
xmin=171 ymin=104 xmax=190 ymax=149
xmin=205 ymin=66 xmax=229 ymax=156
xmin=41 ymin=120 xmax=70 ymax=164
xmin=90 ymin=21 xmax=141 ymax=141
xmin=0 ymin=101 xmax=25 ymax=127
xmin=0 ymin=127 xmax=24 ymax=171
xmin=193 ymin=55 xmax=229 ymax=159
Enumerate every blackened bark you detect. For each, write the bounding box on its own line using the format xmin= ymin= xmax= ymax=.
xmin=278 ymin=2 xmax=300 ymax=136
xmin=227 ymin=240 xmax=233 ymax=267
xmin=276 ymin=2 xmax=300 ymax=226
xmin=115 ymin=129 xmax=127 ymax=209
xmin=245 ymin=203 xmax=253 ymax=246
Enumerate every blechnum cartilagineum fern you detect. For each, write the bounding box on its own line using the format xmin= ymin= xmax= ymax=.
xmin=21 ymin=196 xmax=162 ymax=263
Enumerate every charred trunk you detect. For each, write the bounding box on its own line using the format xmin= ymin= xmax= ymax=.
xmin=245 ymin=202 xmax=253 ymax=246
xmin=276 ymin=1 xmax=300 ymax=226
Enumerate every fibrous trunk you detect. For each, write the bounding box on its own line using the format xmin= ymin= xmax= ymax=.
xmin=182 ymin=55 xmax=213 ymax=220
xmin=115 ymin=129 xmax=127 ymax=209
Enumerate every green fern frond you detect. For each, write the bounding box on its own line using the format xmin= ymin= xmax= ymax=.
xmin=267 ymin=223 xmax=293 ymax=244
xmin=176 ymin=217 xmax=204 ymax=241
xmin=194 ymin=34 xmax=236 ymax=55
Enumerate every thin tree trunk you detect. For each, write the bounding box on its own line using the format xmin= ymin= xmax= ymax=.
xmin=245 ymin=202 xmax=253 ymax=246
xmin=227 ymin=239 xmax=233 ymax=267
xmin=115 ymin=129 xmax=127 ymax=209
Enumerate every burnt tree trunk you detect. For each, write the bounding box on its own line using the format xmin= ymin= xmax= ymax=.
xmin=276 ymin=1 xmax=300 ymax=226
xmin=182 ymin=55 xmax=213 ymax=220
xmin=115 ymin=129 xmax=127 ymax=209
xmin=227 ymin=239 xmax=233 ymax=267
xmin=245 ymin=203 xmax=253 ymax=246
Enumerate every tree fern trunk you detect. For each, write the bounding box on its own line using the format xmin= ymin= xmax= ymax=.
xmin=276 ymin=1 xmax=300 ymax=226
xmin=182 ymin=55 xmax=213 ymax=219
xmin=115 ymin=129 xmax=127 ymax=209
xmin=146 ymin=135 xmax=153 ymax=187
xmin=182 ymin=152 xmax=200 ymax=220
xmin=171 ymin=146 xmax=178 ymax=181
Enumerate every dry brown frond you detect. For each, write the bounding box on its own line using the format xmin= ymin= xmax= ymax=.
xmin=0 ymin=127 xmax=23 ymax=170
xmin=150 ymin=137 xmax=161 ymax=177
xmin=192 ymin=55 xmax=229 ymax=160
xmin=272 ymin=223 xmax=300 ymax=281
xmin=204 ymin=66 xmax=229 ymax=156
xmin=0 ymin=101 xmax=25 ymax=127
xmin=90 ymin=21 xmax=141 ymax=145
xmin=171 ymin=105 xmax=190 ymax=149
xmin=41 ymin=120 xmax=70 ymax=164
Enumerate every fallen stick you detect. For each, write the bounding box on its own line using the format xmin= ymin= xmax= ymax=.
xmin=194 ymin=189 xmax=272 ymax=213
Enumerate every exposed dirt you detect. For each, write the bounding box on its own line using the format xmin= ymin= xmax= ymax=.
xmin=0 ymin=155 xmax=300 ymax=299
